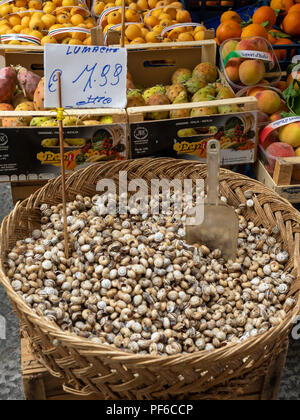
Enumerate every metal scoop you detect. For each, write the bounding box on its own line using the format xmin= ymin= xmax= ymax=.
xmin=185 ymin=139 xmax=239 ymax=260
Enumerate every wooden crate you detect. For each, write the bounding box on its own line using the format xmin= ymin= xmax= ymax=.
xmin=21 ymin=334 xmax=288 ymax=400
xmin=255 ymin=158 xmax=300 ymax=203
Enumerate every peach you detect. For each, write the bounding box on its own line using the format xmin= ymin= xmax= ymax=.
xmin=236 ymin=37 xmax=268 ymax=52
xmin=266 ymin=142 xmax=295 ymax=158
xmin=256 ymin=90 xmax=282 ymax=115
xmin=239 ymin=59 xmax=265 ymax=86
xmin=247 ymin=86 xmax=267 ymax=97
xmin=270 ymin=112 xmax=284 ymax=122
xmin=265 ymin=142 xmax=295 ymax=173
xmin=221 ymin=39 xmax=238 ymax=60
xmin=225 ymin=58 xmax=242 ymax=83
xmin=279 ymin=122 xmax=300 ymax=148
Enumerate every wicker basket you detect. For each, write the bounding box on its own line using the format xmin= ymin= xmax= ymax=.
xmin=1 ymin=158 xmax=300 ymax=400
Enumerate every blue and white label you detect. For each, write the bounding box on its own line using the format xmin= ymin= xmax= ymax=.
xmin=44 ymin=44 xmax=127 ymax=109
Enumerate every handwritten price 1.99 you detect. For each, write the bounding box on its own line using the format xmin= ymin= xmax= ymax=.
xmin=48 ymin=63 xmax=123 ymax=94
xmin=44 ymin=44 xmax=127 ymax=108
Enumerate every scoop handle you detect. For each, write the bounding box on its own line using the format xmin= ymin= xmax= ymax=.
xmin=207 ymin=139 xmax=220 ymax=205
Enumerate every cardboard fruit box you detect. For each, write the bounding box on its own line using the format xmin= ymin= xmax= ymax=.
xmin=125 ymin=40 xmax=259 ymax=165
xmin=0 ymin=108 xmax=127 ymax=181
xmin=0 ymin=45 xmax=128 ymax=181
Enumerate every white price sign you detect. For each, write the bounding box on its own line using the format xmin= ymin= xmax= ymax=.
xmin=44 ymin=44 xmax=127 ymax=109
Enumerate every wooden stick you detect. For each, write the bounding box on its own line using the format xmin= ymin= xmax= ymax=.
xmin=57 ymin=72 xmax=69 ymax=259
xmin=121 ymin=0 xmax=126 ymax=48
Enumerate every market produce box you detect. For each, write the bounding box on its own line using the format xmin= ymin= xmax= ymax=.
xmin=126 ymin=40 xmax=258 ymax=164
xmin=0 ymin=109 xmax=127 ymax=181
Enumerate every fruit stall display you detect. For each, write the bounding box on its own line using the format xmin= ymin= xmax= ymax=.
xmin=214 ymin=5 xmax=300 ymax=68
xmin=0 ymin=62 xmax=127 ymax=180
xmin=0 ymin=0 xmax=95 ymax=46
xmin=93 ymin=0 xmax=216 ymax=45
xmin=126 ymin=40 xmax=258 ymax=164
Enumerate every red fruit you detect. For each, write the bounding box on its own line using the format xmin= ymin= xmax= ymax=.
xmin=0 ymin=67 xmax=17 ymax=103
xmin=15 ymin=66 xmax=41 ymax=101
xmin=266 ymin=142 xmax=295 ymax=158
xmin=265 ymin=142 xmax=295 ymax=173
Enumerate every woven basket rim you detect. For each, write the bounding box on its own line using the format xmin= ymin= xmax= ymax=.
xmin=1 ymin=158 xmax=300 ymax=366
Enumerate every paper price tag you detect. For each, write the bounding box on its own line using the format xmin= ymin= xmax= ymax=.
xmin=44 ymin=44 xmax=127 ymax=109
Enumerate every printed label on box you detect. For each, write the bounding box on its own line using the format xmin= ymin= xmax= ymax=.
xmin=130 ymin=112 xmax=257 ymax=165
xmin=0 ymin=124 xmax=127 ymax=181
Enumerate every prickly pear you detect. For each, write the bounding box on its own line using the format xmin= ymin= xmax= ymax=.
xmin=0 ymin=67 xmax=17 ymax=103
xmin=190 ymin=106 xmax=218 ymax=117
xmin=192 ymin=63 xmax=218 ymax=83
xmin=146 ymin=93 xmax=170 ymax=120
xmin=171 ymin=68 xmax=192 ymax=85
xmin=216 ymin=86 xmax=235 ymax=100
xmin=30 ymin=117 xmax=52 ymax=127
xmin=166 ymin=84 xmax=187 ymax=102
xmin=127 ymin=89 xmax=145 ymax=107
xmin=143 ymin=85 xmax=166 ymax=102
xmin=15 ymin=66 xmax=41 ymax=101
xmin=33 ymin=78 xmax=45 ymax=110
xmin=2 ymin=118 xmax=27 ymax=127
xmin=15 ymin=101 xmax=35 ymax=124
xmin=184 ymin=76 xmax=207 ymax=95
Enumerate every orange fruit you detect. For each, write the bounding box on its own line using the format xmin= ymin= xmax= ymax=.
xmin=158 ymin=12 xmax=171 ymax=21
xmin=216 ymin=20 xmax=242 ymax=43
xmin=194 ymin=30 xmax=205 ymax=40
xmin=130 ymin=37 xmax=145 ymax=44
xmin=153 ymin=24 xmax=163 ymax=34
xmin=163 ymin=6 xmax=177 ymax=20
xmin=41 ymin=35 xmax=57 ymax=45
xmin=177 ymin=32 xmax=194 ymax=42
xmin=221 ymin=11 xmax=242 ymax=24
xmin=141 ymin=27 xmax=149 ymax=37
xmin=94 ymin=2 xmax=105 ymax=15
xmin=43 ymin=2 xmax=56 ymax=14
xmin=241 ymin=23 xmax=269 ymax=40
xmin=145 ymin=31 xmax=159 ymax=42
xmin=289 ymin=4 xmax=300 ymax=12
xmin=57 ymin=14 xmax=70 ymax=24
xmin=71 ymin=13 xmax=85 ymax=26
xmin=253 ymin=6 xmax=277 ymax=29
xmin=125 ymin=9 xmax=140 ymax=22
xmin=28 ymin=0 xmax=42 ymax=10
xmin=107 ymin=11 xmax=122 ymax=25
xmin=176 ymin=10 xmax=191 ymax=23
xmin=136 ymin=0 xmax=148 ymax=9
xmin=12 ymin=25 xmax=22 ymax=33
xmin=268 ymin=28 xmax=282 ymax=43
xmin=160 ymin=18 xmax=172 ymax=28
xmin=282 ymin=12 xmax=300 ymax=37
xmin=144 ymin=15 xmax=160 ymax=28
xmin=0 ymin=5 xmax=12 ymax=17
xmin=148 ymin=0 xmax=158 ymax=7
xmin=129 ymin=3 xmax=139 ymax=10
xmin=167 ymin=28 xmax=179 ymax=40
xmin=42 ymin=14 xmax=57 ymax=29
xmin=8 ymin=15 xmax=21 ymax=27
xmin=29 ymin=18 xmax=45 ymax=32
xmin=270 ymin=0 xmax=294 ymax=14
xmin=125 ymin=24 xmax=142 ymax=40
xmin=274 ymin=38 xmax=295 ymax=60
